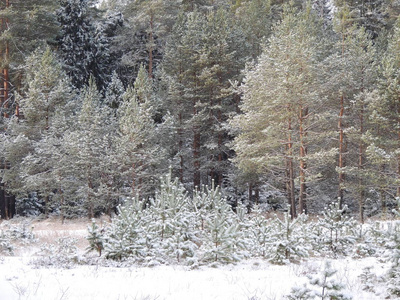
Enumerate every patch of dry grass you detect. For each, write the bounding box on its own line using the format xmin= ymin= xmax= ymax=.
xmin=1 ymin=217 xmax=110 ymax=254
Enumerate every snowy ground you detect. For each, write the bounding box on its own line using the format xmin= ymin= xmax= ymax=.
xmin=0 ymin=218 xmax=394 ymax=300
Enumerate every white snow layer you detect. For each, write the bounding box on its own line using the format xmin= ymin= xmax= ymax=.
xmin=0 ymin=256 xmax=389 ymax=300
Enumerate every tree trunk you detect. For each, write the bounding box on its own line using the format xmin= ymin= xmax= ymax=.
xmin=299 ymin=106 xmax=308 ymax=214
xmin=359 ymin=95 xmax=365 ymax=223
xmin=287 ymin=116 xmax=296 ymax=219
xmin=178 ymin=112 xmax=183 ymax=182
xmin=398 ymin=97 xmax=400 ymax=198
xmin=248 ymin=182 xmax=253 ymax=205
xmin=338 ymin=94 xmax=345 ymax=209
xmin=255 ymin=186 xmax=260 ymax=205
xmin=193 ymin=130 xmax=201 ymax=188
xmin=148 ymin=14 xmax=154 ymax=79
xmin=217 ymin=99 xmax=223 ymax=187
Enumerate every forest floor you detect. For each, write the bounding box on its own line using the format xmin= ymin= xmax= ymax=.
xmin=0 ymin=217 xmax=394 ymax=300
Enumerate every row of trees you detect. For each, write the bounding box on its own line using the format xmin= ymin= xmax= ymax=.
xmin=1 ymin=0 xmax=400 ymax=220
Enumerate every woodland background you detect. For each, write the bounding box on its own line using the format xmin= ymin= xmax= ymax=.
xmin=1 ymin=0 xmax=400 ymax=222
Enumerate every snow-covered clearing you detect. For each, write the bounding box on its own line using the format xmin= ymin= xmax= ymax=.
xmin=0 ymin=218 xmax=394 ymax=300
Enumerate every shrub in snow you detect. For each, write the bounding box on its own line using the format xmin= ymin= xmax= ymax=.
xmin=86 ymin=219 xmax=104 ymax=256
xmin=6 ymin=221 xmax=36 ymax=243
xmin=286 ymin=284 xmax=314 ymax=300
xmin=146 ymin=172 xmax=199 ymax=264
xmin=384 ymin=220 xmax=400 ymax=296
xmin=103 ymin=172 xmax=200 ymax=265
xmin=103 ymin=195 xmax=148 ymax=261
xmin=101 ymin=172 xmax=253 ymax=266
xmin=200 ymin=188 xmax=248 ymax=264
xmin=358 ymin=266 xmax=378 ymax=293
xmin=312 ymin=202 xmax=358 ymax=257
xmin=0 ymin=232 xmax=13 ymax=254
xmin=309 ymin=261 xmax=352 ymax=299
xmin=31 ymin=237 xmax=81 ymax=269
xmin=266 ymin=211 xmax=310 ymax=265
xmin=286 ymin=261 xmax=352 ymax=299
xmin=246 ymin=205 xmax=273 ymax=258
xmin=0 ymin=221 xmax=36 ymax=247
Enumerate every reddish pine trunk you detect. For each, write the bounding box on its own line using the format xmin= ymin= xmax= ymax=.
xmin=299 ymin=106 xmax=308 ymax=214
xmin=193 ymin=130 xmax=201 ymax=188
xmin=397 ymin=98 xmax=400 ymax=198
xmin=287 ymin=116 xmax=296 ymax=219
xmin=338 ymin=94 xmax=345 ymax=209
xmin=359 ymin=91 xmax=365 ymax=223
xmin=178 ymin=112 xmax=184 ymax=182
xmin=148 ymin=14 xmax=154 ymax=79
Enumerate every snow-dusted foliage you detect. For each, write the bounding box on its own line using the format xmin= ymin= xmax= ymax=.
xmin=57 ymin=0 xmax=111 ymax=91
xmin=200 ymin=190 xmax=247 ymax=264
xmin=93 ymin=173 xmax=386 ymax=267
xmin=86 ymin=218 xmax=104 ymax=256
xmin=92 ymin=172 xmax=400 ymax=267
xmin=97 ymin=172 xmax=249 ymax=266
xmin=286 ymin=261 xmax=352 ymax=299
xmin=383 ymin=220 xmax=400 ymax=296
xmin=266 ymin=212 xmax=310 ymax=264
xmin=0 ymin=233 xmax=13 ymax=254
xmin=312 ymin=202 xmax=358 ymax=256
xmin=0 ymin=221 xmax=37 ymax=254
xmin=31 ymin=237 xmax=81 ymax=269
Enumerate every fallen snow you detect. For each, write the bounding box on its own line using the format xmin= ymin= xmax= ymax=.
xmin=0 ymin=256 xmax=390 ymax=300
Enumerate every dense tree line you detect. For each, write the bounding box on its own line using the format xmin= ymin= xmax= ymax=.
xmin=1 ymin=0 xmax=400 ymax=221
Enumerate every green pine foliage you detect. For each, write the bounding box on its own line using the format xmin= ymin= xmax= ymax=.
xmin=267 ymin=212 xmax=310 ymax=264
xmin=313 ymin=202 xmax=358 ymax=256
xmin=287 ymin=261 xmax=352 ymax=299
xmin=201 ymin=192 xmax=247 ymax=264
xmin=86 ymin=219 xmax=104 ymax=256
xmin=104 ymin=195 xmax=148 ymax=260
xmin=309 ymin=261 xmax=352 ymax=299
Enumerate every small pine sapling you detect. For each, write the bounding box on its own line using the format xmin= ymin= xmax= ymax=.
xmin=309 ymin=261 xmax=352 ymax=300
xmin=201 ymin=187 xmax=247 ymax=264
xmin=267 ymin=210 xmax=309 ymax=264
xmin=0 ymin=231 xmax=13 ymax=254
xmin=358 ymin=266 xmax=377 ymax=293
xmin=86 ymin=219 xmax=104 ymax=256
xmin=104 ymin=196 xmax=148 ymax=260
xmin=247 ymin=205 xmax=272 ymax=257
xmin=315 ymin=202 xmax=358 ymax=256
xmin=386 ymin=217 xmax=400 ymax=296
xmin=147 ymin=171 xmax=198 ymax=264
xmin=286 ymin=284 xmax=315 ymax=300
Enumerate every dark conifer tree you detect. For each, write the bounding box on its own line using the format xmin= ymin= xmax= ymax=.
xmin=57 ymin=0 xmax=111 ymax=91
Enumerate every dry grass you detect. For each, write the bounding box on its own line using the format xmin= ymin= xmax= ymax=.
xmin=1 ymin=216 xmax=110 ymax=254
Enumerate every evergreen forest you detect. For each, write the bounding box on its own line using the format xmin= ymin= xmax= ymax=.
xmin=2 ymin=0 xmax=400 ymax=223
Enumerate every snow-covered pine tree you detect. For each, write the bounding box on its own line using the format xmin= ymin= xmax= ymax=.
xmin=365 ymin=17 xmax=400 ymax=205
xmin=116 ymin=65 xmax=163 ymax=199
xmin=247 ymin=205 xmax=273 ymax=258
xmin=1 ymin=47 xmax=75 ymax=217
xmin=314 ymin=202 xmax=358 ymax=256
xmin=147 ymin=171 xmax=198 ymax=264
xmin=105 ymin=71 xmax=125 ymax=111
xmin=231 ymin=3 xmax=330 ymax=217
xmin=287 ymin=260 xmax=352 ymax=299
xmin=161 ymin=8 xmax=246 ymax=190
xmin=267 ymin=211 xmax=310 ymax=264
xmin=200 ymin=186 xmax=247 ymax=264
xmin=309 ymin=261 xmax=352 ymax=300
xmin=57 ymin=0 xmax=111 ymax=91
xmin=103 ymin=194 xmax=149 ymax=260
xmin=65 ymin=76 xmax=118 ymax=218
xmin=86 ymin=219 xmax=104 ymax=256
